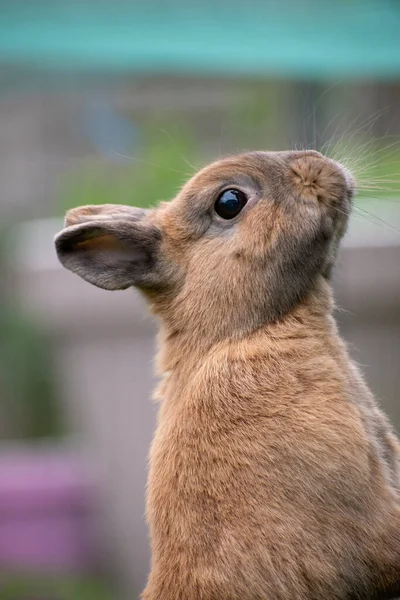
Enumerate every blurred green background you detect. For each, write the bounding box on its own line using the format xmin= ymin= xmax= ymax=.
xmin=0 ymin=1 xmax=399 ymax=598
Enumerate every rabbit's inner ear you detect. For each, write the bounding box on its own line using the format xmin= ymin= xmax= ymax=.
xmin=74 ymin=233 xmax=125 ymax=252
xmin=55 ymin=219 xmax=162 ymax=291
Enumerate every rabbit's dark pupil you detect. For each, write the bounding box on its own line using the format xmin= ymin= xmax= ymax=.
xmin=215 ymin=189 xmax=247 ymax=219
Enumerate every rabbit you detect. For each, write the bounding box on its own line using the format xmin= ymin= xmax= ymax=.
xmin=55 ymin=150 xmax=400 ymax=600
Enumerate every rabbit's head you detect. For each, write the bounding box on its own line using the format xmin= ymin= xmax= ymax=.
xmin=55 ymin=151 xmax=354 ymax=339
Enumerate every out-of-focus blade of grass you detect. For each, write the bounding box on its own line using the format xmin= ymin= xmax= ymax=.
xmin=0 ymin=572 xmax=114 ymax=600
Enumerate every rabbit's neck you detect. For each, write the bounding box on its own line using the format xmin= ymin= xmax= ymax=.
xmin=155 ymin=276 xmax=337 ymax=383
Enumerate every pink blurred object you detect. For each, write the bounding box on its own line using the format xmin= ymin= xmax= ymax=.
xmin=0 ymin=442 xmax=98 ymax=573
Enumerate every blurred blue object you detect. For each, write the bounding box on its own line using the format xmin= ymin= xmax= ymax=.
xmin=81 ymin=98 xmax=140 ymax=161
xmin=0 ymin=0 xmax=399 ymax=79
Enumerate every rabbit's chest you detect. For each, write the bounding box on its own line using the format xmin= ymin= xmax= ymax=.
xmin=147 ymin=392 xmax=372 ymax=531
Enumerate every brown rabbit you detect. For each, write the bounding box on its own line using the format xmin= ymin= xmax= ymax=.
xmin=55 ymin=150 xmax=400 ymax=600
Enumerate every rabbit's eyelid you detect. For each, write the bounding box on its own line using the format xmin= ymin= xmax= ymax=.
xmin=215 ymin=182 xmax=259 ymax=197
xmin=195 ymin=173 xmax=261 ymax=201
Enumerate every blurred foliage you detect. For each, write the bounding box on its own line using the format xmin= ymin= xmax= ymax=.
xmin=0 ymin=305 xmax=61 ymax=440
xmin=354 ymin=149 xmax=400 ymax=200
xmin=59 ymin=104 xmax=400 ymax=216
xmin=317 ymin=134 xmax=400 ymax=199
xmin=226 ymin=82 xmax=290 ymax=151
xmin=0 ymin=573 xmax=113 ymax=600
xmin=0 ymin=238 xmax=61 ymax=440
xmin=60 ymin=117 xmax=200 ymax=214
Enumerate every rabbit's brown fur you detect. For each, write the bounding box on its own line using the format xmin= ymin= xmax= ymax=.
xmin=55 ymin=150 xmax=400 ymax=599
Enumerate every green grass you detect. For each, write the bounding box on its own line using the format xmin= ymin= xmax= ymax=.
xmin=0 ymin=573 xmax=114 ymax=600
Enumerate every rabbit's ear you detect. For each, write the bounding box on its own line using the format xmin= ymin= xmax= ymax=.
xmin=54 ymin=219 xmax=162 ymax=291
xmin=64 ymin=204 xmax=149 ymax=227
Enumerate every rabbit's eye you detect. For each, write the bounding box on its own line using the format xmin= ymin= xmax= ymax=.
xmin=214 ymin=189 xmax=248 ymax=220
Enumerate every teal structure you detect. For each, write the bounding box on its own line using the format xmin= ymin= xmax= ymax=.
xmin=0 ymin=0 xmax=399 ymax=79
